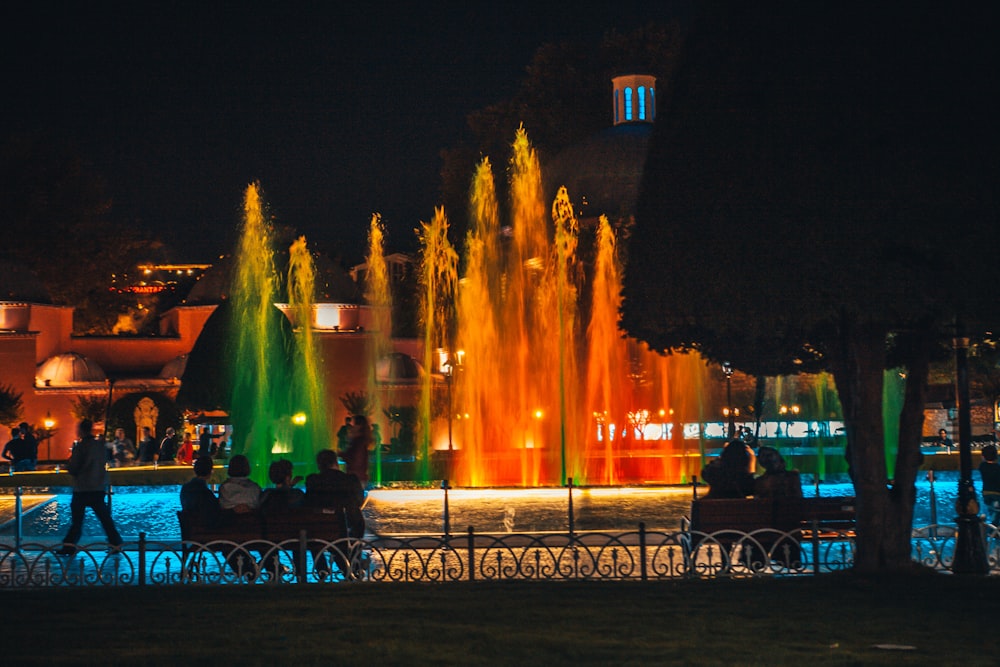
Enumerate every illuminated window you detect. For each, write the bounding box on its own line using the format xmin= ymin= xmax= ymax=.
xmin=638 ymin=86 xmax=646 ymax=119
xmin=624 ymin=87 xmax=633 ymax=121
xmin=650 ymin=88 xmax=655 ymax=120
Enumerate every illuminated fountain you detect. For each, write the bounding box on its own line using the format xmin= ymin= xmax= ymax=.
xmin=227 ymin=184 xmax=329 ymax=481
xmin=364 ymin=214 xmax=393 ymax=486
xmin=420 ymin=129 xmax=713 ymax=487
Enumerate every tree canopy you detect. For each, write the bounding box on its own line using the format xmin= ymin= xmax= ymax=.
xmin=439 ymin=22 xmax=684 ymax=240
xmin=622 ymin=2 xmax=998 ymax=572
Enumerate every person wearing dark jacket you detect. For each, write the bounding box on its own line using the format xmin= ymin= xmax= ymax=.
xmin=305 ymin=449 xmax=365 ymax=578
xmin=157 ymin=427 xmax=178 ymax=463
xmin=57 ymin=419 xmax=123 ymax=555
xmin=180 ymin=455 xmax=221 ymax=524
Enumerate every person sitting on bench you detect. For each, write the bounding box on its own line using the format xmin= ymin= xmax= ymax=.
xmin=701 ymin=439 xmax=755 ymax=499
xmin=753 ymin=446 xmax=802 ymax=499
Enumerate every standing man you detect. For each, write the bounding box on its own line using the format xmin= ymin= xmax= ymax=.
xmin=18 ymin=422 xmax=39 ymax=469
xmin=57 ymin=419 xmax=123 ymax=555
xmin=156 ymin=427 xmax=178 ymax=464
xmin=2 ymin=427 xmax=35 ymax=471
xmin=198 ymin=426 xmax=224 ymax=458
xmin=137 ymin=426 xmax=157 ymax=463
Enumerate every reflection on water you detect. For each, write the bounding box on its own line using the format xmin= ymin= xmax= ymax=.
xmin=0 ymin=472 xmax=966 ymax=540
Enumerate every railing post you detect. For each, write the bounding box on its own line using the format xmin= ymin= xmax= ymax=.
xmin=927 ymin=470 xmax=938 ymax=538
xmin=639 ymin=522 xmax=647 ymax=581
xmin=442 ymin=479 xmax=451 ymax=539
xmin=298 ymin=529 xmax=308 ymax=584
xmin=138 ymin=532 xmax=146 ymax=586
xmin=567 ymin=478 xmax=575 ymax=536
xmin=467 ymin=526 xmax=475 ymax=582
xmin=15 ymin=485 xmax=22 ymax=551
xmin=811 ymin=518 xmax=820 ymax=576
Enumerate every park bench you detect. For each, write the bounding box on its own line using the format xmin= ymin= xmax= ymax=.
xmin=684 ymin=496 xmax=856 ymax=566
xmin=178 ymin=506 xmax=353 ymax=579
xmin=687 ymin=496 xmax=856 ymax=536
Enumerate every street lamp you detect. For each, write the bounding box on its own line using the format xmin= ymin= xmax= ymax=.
xmin=42 ymin=412 xmax=56 ymax=462
xmin=722 ymin=362 xmax=735 ymax=439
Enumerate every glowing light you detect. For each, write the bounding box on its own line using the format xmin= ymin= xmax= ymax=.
xmin=292 ymin=412 xmax=307 ymax=425
xmin=534 ymin=409 xmax=544 ymax=420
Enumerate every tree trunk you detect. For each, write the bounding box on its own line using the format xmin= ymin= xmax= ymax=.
xmin=829 ymin=315 xmax=935 ymax=573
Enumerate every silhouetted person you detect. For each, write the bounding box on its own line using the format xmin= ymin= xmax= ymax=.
xmin=701 ymin=439 xmax=755 ymax=499
xmin=259 ymin=459 xmax=306 ymax=578
xmin=753 ymin=446 xmax=802 ymax=498
xmin=260 ymin=459 xmax=305 ymax=511
xmin=198 ymin=426 xmax=225 ymax=457
xmin=180 ymin=455 xmax=221 ymax=524
xmin=156 ymin=427 xmax=177 ymax=463
xmin=2 ymin=427 xmax=35 ymax=472
xmin=137 ymin=426 xmax=157 ymax=463
xmin=305 ymin=449 xmax=365 ymax=577
xmin=18 ymin=422 xmax=38 ymax=469
xmin=57 ymin=419 xmax=123 ymax=555
xmin=341 ymin=414 xmax=372 ymax=487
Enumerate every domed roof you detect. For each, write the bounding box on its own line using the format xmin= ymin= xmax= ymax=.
xmin=183 ymin=259 xmax=231 ymax=305
xmin=376 ymin=353 xmax=424 ymax=383
xmin=159 ymin=354 xmax=189 ymax=379
xmin=545 ymin=123 xmax=653 ymax=220
xmin=0 ymin=260 xmax=52 ymax=304
xmin=183 ymin=253 xmax=360 ymax=305
xmin=36 ymin=353 xmax=107 ymax=386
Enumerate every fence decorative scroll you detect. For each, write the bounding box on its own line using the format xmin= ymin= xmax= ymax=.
xmin=0 ymin=523 xmax=992 ymax=588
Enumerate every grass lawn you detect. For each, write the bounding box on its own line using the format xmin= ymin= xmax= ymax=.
xmin=4 ymin=573 xmax=999 ymax=666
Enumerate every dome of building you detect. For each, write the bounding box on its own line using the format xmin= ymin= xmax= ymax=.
xmin=545 ymin=74 xmax=656 ymax=221
xmin=183 ymin=253 xmax=360 ymax=306
xmin=376 ymin=353 xmax=424 ymax=383
xmin=36 ymin=353 xmax=107 ymax=386
xmin=0 ymin=260 xmax=52 ymax=304
xmin=545 ymin=123 xmax=653 ymax=220
xmin=159 ymin=354 xmax=189 ymax=379
xmin=183 ymin=259 xmax=231 ymax=305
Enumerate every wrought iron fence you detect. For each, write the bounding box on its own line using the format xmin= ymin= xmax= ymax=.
xmin=1 ymin=523 xmax=997 ymax=588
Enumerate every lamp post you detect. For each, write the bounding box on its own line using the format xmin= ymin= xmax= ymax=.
xmin=722 ymin=362 xmax=735 ymax=439
xmin=445 ymin=361 xmax=453 ymax=454
xmin=42 ymin=412 xmax=56 ymax=462
xmin=951 ymin=325 xmax=988 ymax=574
xmin=444 ymin=349 xmax=463 ymax=454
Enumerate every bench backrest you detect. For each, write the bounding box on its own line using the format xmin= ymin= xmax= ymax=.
xmin=178 ymin=507 xmax=349 ymax=544
xmin=690 ymin=496 xmax=856 ymax=533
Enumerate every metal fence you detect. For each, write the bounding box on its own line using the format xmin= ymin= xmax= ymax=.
xmin=1 ymin=522 xmax=996 ymax=588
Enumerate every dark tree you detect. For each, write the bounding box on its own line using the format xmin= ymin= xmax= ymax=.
xmin=623 ymin=2 xmax=998 ymax=573
xmin=439 ymin=22 xmax=684 ymax=241
xmin=0 ymin=135 xmax=165 ymax=332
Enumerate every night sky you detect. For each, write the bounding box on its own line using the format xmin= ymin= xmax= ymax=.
xmin=3 ymin=2 xmax=688 ymax=264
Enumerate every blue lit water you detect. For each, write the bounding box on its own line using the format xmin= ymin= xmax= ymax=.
xmin=0 ymin=472 xmax=967 ymax=541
